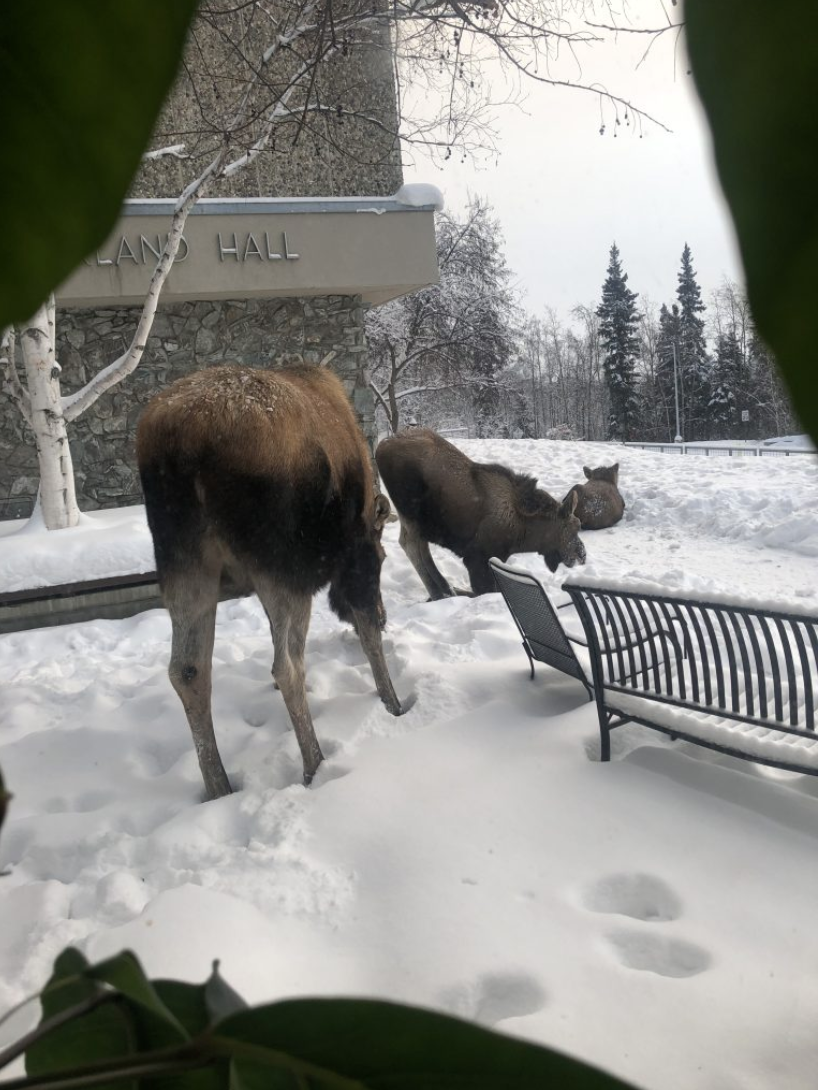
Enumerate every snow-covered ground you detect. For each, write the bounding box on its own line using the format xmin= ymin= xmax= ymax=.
xmin=1 ymin=438 xmax=818 ymax=1090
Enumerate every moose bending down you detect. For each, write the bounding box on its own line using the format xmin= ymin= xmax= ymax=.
xmin=563 ymin=464 xmax=625 ymax=530
xmin=375 ymin=428 xmax=586 ymax=600
xmin=137 ymin=364 xmax=402 ymax=800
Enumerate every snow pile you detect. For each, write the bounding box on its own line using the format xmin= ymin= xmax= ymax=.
xmin=393 ymin=182 xmax=445 ymax=210
xmin=761 ymin=434 xmax=814 ymax=450
xmin=0 ymin=506 xmax=154 ymax=593
xmin=2 ymin=441 xmax=818 ymax=1090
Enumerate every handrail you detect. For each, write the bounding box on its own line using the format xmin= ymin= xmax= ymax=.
xmin=622 ymin=441 xmax=814 ymax=457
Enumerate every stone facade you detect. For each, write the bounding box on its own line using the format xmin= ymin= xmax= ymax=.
xmin=134 ymin=4 xmax=403 ymax=201
xmin=0 ymin=296 xmax=373 ymax=520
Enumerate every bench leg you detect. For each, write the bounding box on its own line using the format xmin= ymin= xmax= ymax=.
xmin=524 ymin=643 xmax=535 ymax=680
xmin=600 ymin=714 xmax=612 ymax=762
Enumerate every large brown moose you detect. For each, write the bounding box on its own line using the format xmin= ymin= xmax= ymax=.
xmin=564 ymin=464 xmax=625 ymax=530
xmin=137 ymin=364 xmax=402 ymax=800
xmin=375 ymin=428 xmax=586 ymax=599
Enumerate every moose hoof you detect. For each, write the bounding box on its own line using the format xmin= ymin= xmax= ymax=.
xmin=382 ymin=692 xmax=403 ymax=717
xmin=204 ymin=777 xmax=233 ymax=801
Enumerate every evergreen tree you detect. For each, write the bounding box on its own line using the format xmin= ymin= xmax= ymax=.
xmin=675 ymin=244 xmax=711 ymax=439
xmin=596 ymin=243 xmax=640 ymax=440
xmin=710 ymin=329 xmax=743 ymax=437
xmin=656 ymin=303 xmax=684 ymax=440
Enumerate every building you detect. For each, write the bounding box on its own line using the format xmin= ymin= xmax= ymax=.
xmin=0 ymin=3 xmax=439 ymax=519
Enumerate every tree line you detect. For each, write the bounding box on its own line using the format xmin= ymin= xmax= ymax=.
xmin=368 ymin=199 xmax=800 ymax=443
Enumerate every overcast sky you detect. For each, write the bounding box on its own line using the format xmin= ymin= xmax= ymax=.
xmin=402 ymin=6 xmax=743 ymax=325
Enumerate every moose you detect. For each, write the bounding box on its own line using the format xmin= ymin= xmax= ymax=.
xmin=375 ymin=428 xmax=586 ymax=599
xmin=563 ymin=464 xmax=625 ymax=530
xmin=137 ymin=363 xmax=402 ymax=800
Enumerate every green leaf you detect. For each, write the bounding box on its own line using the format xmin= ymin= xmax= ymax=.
xmin=0 ymin=0 xmax=197 ymax=330
xmin=686 ymin=0 xmax=818 ymax=444
xmin=26 ymin=949 xmax=138 ymax=1090
xmin=88 ymin=951 xmax=188 ymax=1041
xmin=25 ymin=951 xmax=230 ymax=1090
xmin=203 ymin=962 xmax=248 ymax=1022
xmin=214 ymin=998 xmax=635 ymax=1089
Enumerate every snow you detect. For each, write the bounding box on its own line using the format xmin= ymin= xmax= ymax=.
xmin=0 ymin=506 xmax=153 ymax=593
xmin=2 ymin=438 xmax=818 ymax=1090
xmin=394 ymin=182 xmax=445 ymax=210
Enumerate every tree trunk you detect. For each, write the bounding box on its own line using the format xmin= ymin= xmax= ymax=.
xmin=387 ymin=352 xmax=401 ymax=433
xmin=19 ymin=300 xmax=79 ymax=530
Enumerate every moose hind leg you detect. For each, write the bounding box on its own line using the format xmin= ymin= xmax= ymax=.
xmin=255 ymin=581 xmax=324 ymax=785
xmin=398 ymin=519 xmax=453 ymax=600
xmin=166 ymin=571 xmax=232 ymax=800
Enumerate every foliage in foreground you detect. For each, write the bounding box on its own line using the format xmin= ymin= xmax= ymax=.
xmin=0 ymin=0 xmax=197 ymax=331
xmin=0 ymin=949 xmax=635 ymax=1090
xmin=0 ymin=0 xmax=816 ymax=1085
xmin=686 ymin=0 xmax=818 ymax=445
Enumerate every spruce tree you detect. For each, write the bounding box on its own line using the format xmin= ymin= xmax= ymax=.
xmin=710 ymin=330 xmax=742 ymax=437
xmin=596 ymin=243 xmax=640 ymax=440
xmin=675 ymin=244 xmax=711 ymax=439
xmin=656 ymin=303 xmax=684 ymax=440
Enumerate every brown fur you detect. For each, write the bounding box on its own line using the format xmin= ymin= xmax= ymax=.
xmin=564 ymin=463 xmax=625 ymax=531
xmin=375 ymin=428 xmax=586 ymax=599
xmin=137 ymin=364 xmax=401 ymax=800
xmin=137 ymin=365 xmax=379 ymax=526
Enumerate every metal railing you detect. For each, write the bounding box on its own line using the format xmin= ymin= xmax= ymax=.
xmin=623 ymin=441 xmax=814 ymax=458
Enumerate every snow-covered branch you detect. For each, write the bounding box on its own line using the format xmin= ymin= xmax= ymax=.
xmin=143 ymin=144 xmax=189 ymax=162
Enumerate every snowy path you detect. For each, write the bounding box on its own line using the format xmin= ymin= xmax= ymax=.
xmin=1 ymin=440 xmax=818 ymax=1090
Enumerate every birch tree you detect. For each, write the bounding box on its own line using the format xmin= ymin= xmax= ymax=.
xmin=2 ymin=0 xmax=666 ymax=529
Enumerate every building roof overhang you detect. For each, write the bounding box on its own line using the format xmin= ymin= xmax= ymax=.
xmin=56 ymin=193 xmax=441 ymax=309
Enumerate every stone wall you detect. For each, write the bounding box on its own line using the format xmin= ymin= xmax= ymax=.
xmin=0 ymin=297 xmax=373 ymax=521
xmin=134 ymin=4 xmax=402 ymax=201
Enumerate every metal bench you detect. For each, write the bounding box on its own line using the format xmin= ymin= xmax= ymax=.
xmin=564 ymin=581 xmax=818 ymax=775
xmin=489 ymin=559 xmax=593 ymax=699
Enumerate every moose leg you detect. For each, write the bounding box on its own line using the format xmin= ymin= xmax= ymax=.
xmin=463 ymin=552 xmax=497 ymax=596
xmin=254 ymin=581 xmax=324 ymax=785
xmin=353 ymin=608 xmax=403 ymax=717
xmin=166 ymin=571 xmax=232 ymax=801
xmin=398 ymin=518 xmax=454 ymax=600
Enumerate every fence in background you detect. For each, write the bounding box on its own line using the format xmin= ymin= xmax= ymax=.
xmin=623 ymin=442 xmax=814 ymax=458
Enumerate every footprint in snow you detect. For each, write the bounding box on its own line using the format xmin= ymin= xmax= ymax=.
xmin=582 ymin=873 xmax=682 ymax=922
xmin=439 ymin=971 xmax=547 ymax=1027
xmin=605 ymin=930 xmax=711 ymax=978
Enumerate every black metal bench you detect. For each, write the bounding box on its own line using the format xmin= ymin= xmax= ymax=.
xmin=489 ymin=559 xmax=593 ymax=699
xmin=564 ymin=581 xmax=818 ymax=775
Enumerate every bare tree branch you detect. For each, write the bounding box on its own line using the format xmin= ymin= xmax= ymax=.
xmin=0 ymin=327 xmax=32 ymax=426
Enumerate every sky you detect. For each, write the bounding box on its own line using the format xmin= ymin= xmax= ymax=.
xmin=402 ymin=3 xmax=744 ymax=324
xmin=2 ymin=440 xmax=818 ymax=1090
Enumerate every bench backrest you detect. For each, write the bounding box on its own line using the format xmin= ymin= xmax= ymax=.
xmin=490 ymin=559 xmax=588 ymax=687
xmin=565 ymin=583 xmax=818 ymax=732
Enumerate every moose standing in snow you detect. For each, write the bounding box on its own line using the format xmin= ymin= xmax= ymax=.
xmin=563 ymin=464 xmax=625 ymax=531
xmin=375 ymin=428 xmax=586 ymax=600
xmin=137 ymin=364 xmax=402 ymax=800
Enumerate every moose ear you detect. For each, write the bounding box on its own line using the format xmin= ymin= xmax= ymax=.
xmin=373 ymin=493 xmax=391 ymax=531
xmin=611 ymin=463 xmax=619 ymax=483
xmin=583 ymin=466 xmax=592 ymax=479
xmin=560 ymin=491 xmax=578 ymax=517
